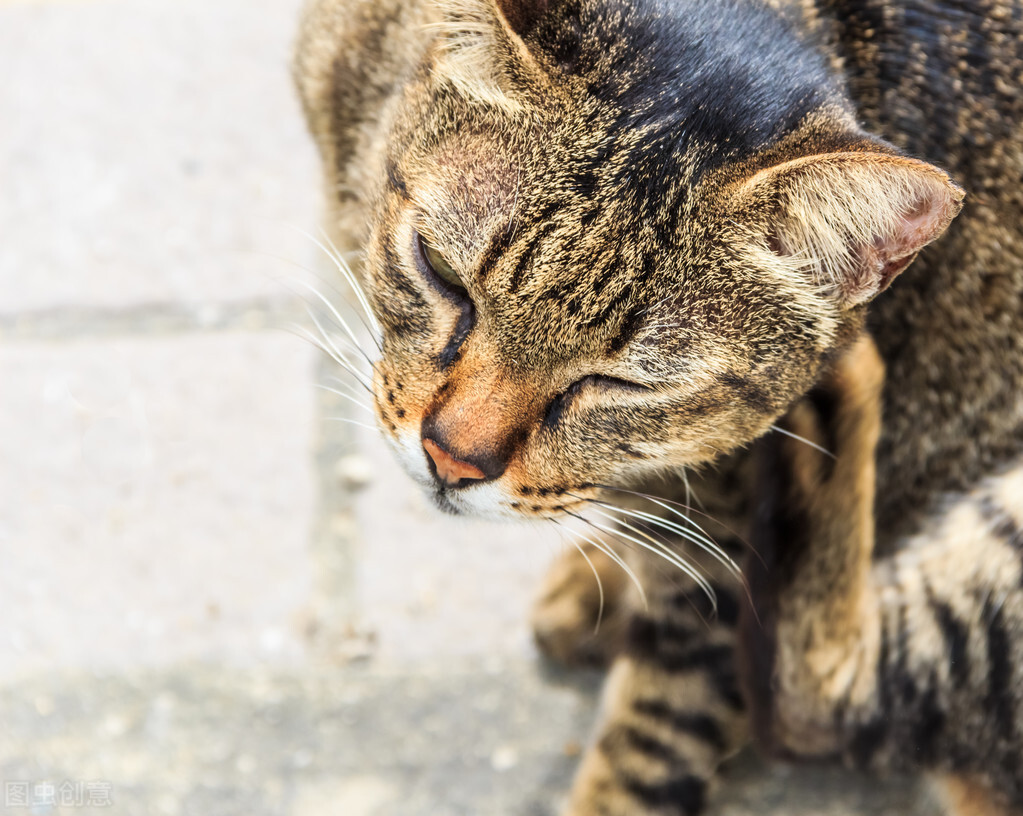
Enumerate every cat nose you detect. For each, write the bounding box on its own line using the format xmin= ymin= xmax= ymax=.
xmin=422 ymin=437 xmax=491 ymax=488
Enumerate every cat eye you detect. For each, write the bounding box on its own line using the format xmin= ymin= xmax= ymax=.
xmin=543 ymin=375 xmax=651 ymax=430
xmin=416 ymin=233 xmax=466 ymax=294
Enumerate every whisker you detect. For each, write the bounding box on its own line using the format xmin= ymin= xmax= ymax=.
xmin=287 ymin=324 xmax=374 ymax=392
xmin=560 ymin=515 xmax=646 ymax=609
xmin=305 ymin=308 xmax=374 ymax=380
xmin=680 ymin=467 xmax=704 ymax=511
xmin=324 ymin=374 xmax=374 ymax=403
xmin=560 ymin=512 xmax=648 ymax=609
xmin=550 ymin=521 xmax=606 ymax=633
xmin=297 ymin=325 xmax=370 ymax=387
xmin=770 ymin=423 xmax=836 ymax=459
xmin=331 ymin=332 xmax=379 ymax=370
xmin=613 ymin=493 xmax=729 ymax=565
xmin=298 ymin=284 xmax=376 ymax=367
xmin=584 ymin=508 xmax=717 ymax=608
xmin=259 ymin=247 xmax=382 ymax=352
xmin=289 ymin=224 xmax=382 ymax=342
xmin=317 ymin=227 xmax=382 ymax=338
xmin=589 ymin=499 xmax=741 ymax=580
xmin=594 ymin=484 xmax=759 ymax=601
xmin=315 ymin=383 xmax=376 ymax=414
xmin=595 ymin=485 xmax=750 ymax=551
xmin=325 ymin=416 xmax=383 ymax=434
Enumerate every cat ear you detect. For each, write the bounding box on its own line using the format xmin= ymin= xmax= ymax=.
xmin=741 ymin=152 xmax=964 ymax=307
xmin=432 ymin=0 xmax=552 ymax=109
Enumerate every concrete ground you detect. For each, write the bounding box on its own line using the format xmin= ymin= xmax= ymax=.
xmin=0 ymin=0 xmax=940 ymax=814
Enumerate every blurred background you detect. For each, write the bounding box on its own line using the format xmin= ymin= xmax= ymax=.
xmin=0 ymin=0 xmax=939 ymax=813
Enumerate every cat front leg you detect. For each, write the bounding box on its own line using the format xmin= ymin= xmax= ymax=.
xmin=562 ymin=567 xmax=748 ymax=816
xmin=744 ymin=334 xmax=1023 ymax=811
xmin=742 ymin=333 xmax=886 ymax=757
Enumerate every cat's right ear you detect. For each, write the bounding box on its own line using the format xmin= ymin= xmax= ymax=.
xmin=735 ymin=151 xmax=964 ymax=308
xmin=431 ymin=0 xmax=555 ymax=109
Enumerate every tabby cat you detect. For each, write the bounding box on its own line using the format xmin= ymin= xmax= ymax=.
xmin=293 ymin=0 xmax=1023 ymax=812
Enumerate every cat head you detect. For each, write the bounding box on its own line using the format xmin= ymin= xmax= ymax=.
xmin=357 ymin=0 xmax=963 ymax=517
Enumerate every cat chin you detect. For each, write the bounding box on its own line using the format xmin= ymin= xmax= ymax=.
xmin=429 ymin=490 xmax=463 ymax=516
xmin=423 ymin=481 xmax=527 ymax=520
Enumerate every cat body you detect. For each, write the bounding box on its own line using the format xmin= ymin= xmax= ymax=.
xmin=294 ymin=0 xmax=1023 ymax=812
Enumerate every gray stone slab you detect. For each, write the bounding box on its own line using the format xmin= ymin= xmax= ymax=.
xmin=0 ymin=0 xmax=320 ymax=313
xmin=0 ymin=663 xmax=937 ymax=816
xmin=0 ymin=332 xmax=317 ymax=679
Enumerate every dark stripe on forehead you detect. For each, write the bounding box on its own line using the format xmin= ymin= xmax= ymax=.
xmin=606 ymin=304 xmax=645 ymax=356
xmin=474 ymin=221 xmax=515 ymax=283
xmin=584 ymin=280 xmax=634 ymax=328
xmin=508 ymin=222 xmax=557 ymax=292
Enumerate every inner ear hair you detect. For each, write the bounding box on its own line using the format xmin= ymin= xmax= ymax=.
xmin=745 ymin=152 xmax=964 ymax=307
xmin=429 ymin=0 xmax=550 ymax=110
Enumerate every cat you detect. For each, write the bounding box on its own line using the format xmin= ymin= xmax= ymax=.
xmin=293 ymin=0 xmax=1023 ymax=812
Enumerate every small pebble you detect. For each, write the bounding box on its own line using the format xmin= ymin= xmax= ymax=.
xmin=335 ymin=454 xmax=374 ymax=490
xmin=490 ymin=745 xmax=519 ymax=771
xmin=33 ymin=695 xmax=54 ymax=717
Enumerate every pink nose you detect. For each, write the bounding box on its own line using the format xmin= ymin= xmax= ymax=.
xmin=422 ymin=438 xmax=487 ymax=486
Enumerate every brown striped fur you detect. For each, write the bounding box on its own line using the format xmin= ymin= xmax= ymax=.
xmin=294 ymin=0 xmax=1023 ymax=812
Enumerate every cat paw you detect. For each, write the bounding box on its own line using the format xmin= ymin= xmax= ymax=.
xmin=531 ymin=542 xmax=630 ymax=667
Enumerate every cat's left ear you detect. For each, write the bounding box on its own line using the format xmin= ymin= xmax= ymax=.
xmin=738 ymin=152 xmax=964 ymax=307
xmin=432 ymin=0 xmax=557 ymax=109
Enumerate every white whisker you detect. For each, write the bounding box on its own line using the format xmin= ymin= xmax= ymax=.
xmin=593 ymin=500 xmax=741 ymax=580
xmin=596 ymin=485 xmax=734 ymax=546
xmin=290 ymin=224 xmax=381 ymax=339
xmin=584 ymin=508 xmax=717 ymax=608
xmin=770 ymin=424 xmax=836 ymax=459
xmin=315 ymin=383 xmax=376 ymax=414
xmin=594 ymin=490 xmax=734 ymax=564
xmin=305 ymin=307 xmax=374 ymax=378
xmin=316 ymin=226 xmax=382 ymax=337
xmin=325 ymin=416 xmax=383 ymax=434
xmin=294 ymin=277 xmax=369 ymax=360
xmin=680 ymin=468 xmax=700 ymax=511
xmin=559 ymin=514 xmax=648 ymax=609
xmin=289 ymin=324 xmax=374 ymax=391
xmin=552 ymin=522 xmax=606 ymax=633
xmin=325 ymin=375 xmax=373 ymax=402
